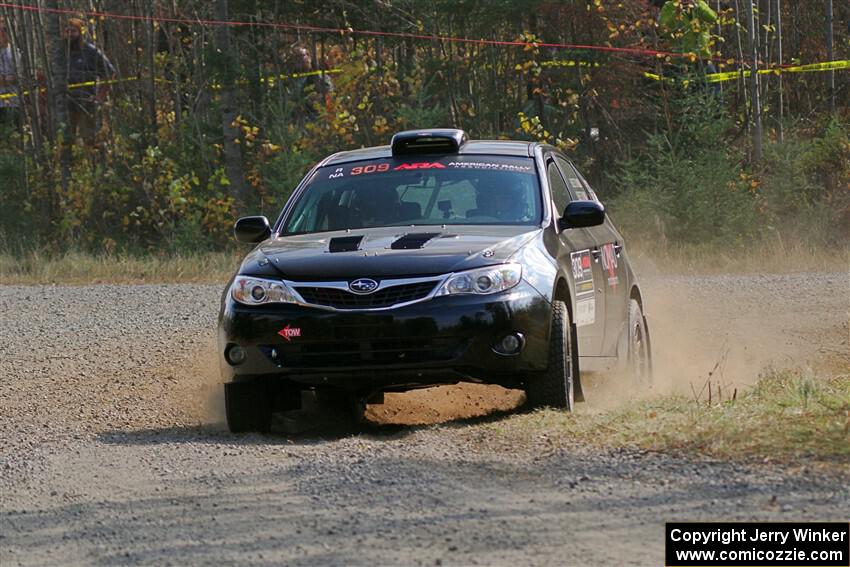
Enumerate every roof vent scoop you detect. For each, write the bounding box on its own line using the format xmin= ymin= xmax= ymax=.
xmin=328 ymin=235 xmax=364 ymax=253
xmin=391 ymin=129 xmax=468 ymax=156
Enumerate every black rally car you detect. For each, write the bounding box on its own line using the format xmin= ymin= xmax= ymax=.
xmin=219 ymin=129 xmax=651 ymax=432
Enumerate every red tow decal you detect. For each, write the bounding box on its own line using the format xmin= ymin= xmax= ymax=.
xmin=278 ymin=325 xmax=302 ymax=342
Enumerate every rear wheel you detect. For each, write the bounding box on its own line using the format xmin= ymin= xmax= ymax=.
xmin=525 ymin=300 xmax=574 ymax=411
xmin=225 ymin=380 xmax=273 ymax=433
xmin=626 ymin=299 xmax=652 ymax=382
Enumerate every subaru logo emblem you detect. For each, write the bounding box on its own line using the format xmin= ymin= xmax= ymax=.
xmin=349 ymin=278 xmax=379 ymax=294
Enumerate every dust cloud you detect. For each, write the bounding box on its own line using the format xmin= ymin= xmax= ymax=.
xmin=176 ymin=273 xmax=847 ymax=427
xmin=584 ymin=272 xmax=848 ymax=409
xmin=160 ymin=342 xmax=225 ymax=427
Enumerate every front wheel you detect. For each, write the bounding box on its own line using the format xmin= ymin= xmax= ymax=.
xmin=525 ymin=300 xmax=575 ymax=411
xmin=224 ymin=380 xmax=273 ymax=433
xmin=315 ymin=387 xmax=367 ymax=427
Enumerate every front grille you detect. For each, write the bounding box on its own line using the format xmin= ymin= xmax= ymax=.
xmin=295 ymin=281 xmax=437 ymax=310
xmin=262 ymin=336 xmax=469 ymax=368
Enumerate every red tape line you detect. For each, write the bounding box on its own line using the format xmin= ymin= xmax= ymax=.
xmin=0 ymin=1 xmax=695 ymax=61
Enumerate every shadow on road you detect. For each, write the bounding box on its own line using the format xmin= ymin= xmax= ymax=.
xmin=96 ymin=398 xmax=527 ymax=447
xmin=7 ymin=440 xmax=839 ymax=566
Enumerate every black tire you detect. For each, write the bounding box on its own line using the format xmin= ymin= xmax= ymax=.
xmin=225 ymin=380 xmax=273 ymax=433
xmin=570 ymin=319 xmax=584 ymax=403
xmin=525 ymin=300 xmax=575 ymax=411
xmin=627 ymin=299 xmax=652 ymax=382
xmin=315 ymin=387 xmax=366 ymax=426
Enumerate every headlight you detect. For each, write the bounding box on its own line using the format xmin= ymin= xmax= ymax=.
xmin=231 ymin=276 xmax=297 ymax=305
xmin=436 ymin=264 xmax=522 ymax=296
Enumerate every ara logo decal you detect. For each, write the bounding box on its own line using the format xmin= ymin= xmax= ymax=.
xmin=393 ymin=162 xmax=446 ymax=171
xmin=278 ymin=325 xmax=302 ymax=342
xmin=349 ymin=278 xmax=379 ymax=294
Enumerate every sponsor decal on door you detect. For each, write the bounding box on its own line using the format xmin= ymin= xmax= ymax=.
xmin=601 ymin=243 xmax=619 ymax=289
xmin=570 ymin=250 xmax=595 ymax=327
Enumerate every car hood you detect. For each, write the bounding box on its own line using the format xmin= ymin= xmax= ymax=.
xmin=248 ymin=225 xmax=542 ymax=280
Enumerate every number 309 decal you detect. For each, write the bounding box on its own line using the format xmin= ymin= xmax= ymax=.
xmin=351 ymin=163 xmax=390 ymax=175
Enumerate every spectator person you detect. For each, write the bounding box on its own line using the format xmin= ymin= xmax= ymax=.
xmin=290 ymin=44 xmax=333 ymax=120
xmin=64 ymin=18 xmax=115 ymax=146
xmin=0 ymin=18 xmax=21 ymax=127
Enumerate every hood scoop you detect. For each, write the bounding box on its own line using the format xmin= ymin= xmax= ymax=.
xmin=390 ymin=232 xmax=443 ymax=250
xmin=328 ymin=235 xmax=364 ymax=253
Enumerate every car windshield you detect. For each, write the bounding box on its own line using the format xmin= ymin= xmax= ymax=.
xmin=281 ymin=155 xmax=542 ymax=234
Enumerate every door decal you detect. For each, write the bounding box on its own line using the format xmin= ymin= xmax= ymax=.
xmin=570 ymin=250 xmax=595 ymax=327
xmin=601 ymin=243 xmax=619 ymax=289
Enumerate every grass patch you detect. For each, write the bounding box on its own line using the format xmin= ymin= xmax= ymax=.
xmin=496 ymin=369 xmax=850 ymax=463
xmin=0 ymin=250 xmax=242 ymax=284
xmin=1 ymin=234 xmax=845 ymax=285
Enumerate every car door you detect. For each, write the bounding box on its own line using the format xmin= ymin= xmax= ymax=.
xmin=545 ymin=155 xmax=606 ymax=356
xmin=560 ymin=158 xmax=629 ymax=357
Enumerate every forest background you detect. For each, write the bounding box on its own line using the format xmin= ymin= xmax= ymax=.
xmin=0 ymin=0 xmax=847 ymax=262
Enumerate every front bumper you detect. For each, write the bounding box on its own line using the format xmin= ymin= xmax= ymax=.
xmin=217 ymin=281 xmax=552 ymax=391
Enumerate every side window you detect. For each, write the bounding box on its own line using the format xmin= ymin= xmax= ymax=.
xmin=574 ymin=168 xmax=601 ymax=203
xmin=547 ymin=160 xmax=570 ymax=215
xmin=554 ymin=156 xmax=589 ymax=201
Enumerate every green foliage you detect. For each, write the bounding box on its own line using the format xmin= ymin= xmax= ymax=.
xmin=0 ymin=134 xmax=28 ymax=246
xmin=659 ymin=0 xmax=718 ymax=59
xmin=759 ymin=119 xmax=850 ymax=245
xmin=256 ymin=101 xmax=320 ymax=216
xmin=611 ymin=97 xmax=849 ymax=247
xmin=0 ymin=0 xmax=845 ymax=255
xmin=5 ymin=135 xmax=238 ymax=254
xmin=609 ymin=90 xmax=758 ymax=245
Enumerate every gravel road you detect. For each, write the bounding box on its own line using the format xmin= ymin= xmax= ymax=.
xmin=1 ymin=273 xmax=847 ymax=566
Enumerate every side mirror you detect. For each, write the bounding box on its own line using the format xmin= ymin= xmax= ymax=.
xmin=234 ymin=216 xmax=272 ymax=243
xmin=557 ymin=200 xmax=605 ymax=230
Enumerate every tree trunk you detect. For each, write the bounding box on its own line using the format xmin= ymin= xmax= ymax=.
xmin=775 ymin=0 xmax=783 ymax=142
xmin=734 ymin=0 xmax=749 ymax=132
xmin=825 ymin=0 xmax=835 ymax=115
xmin=214 ymin=0 xmax=248 ymax=210
xmin=7 ymin=7 xmax=44 ymax=163
xmin=145 ymin=0 xmax=157 ymax=146
xmin=746 ymin=0 xmax=763 ymax=163
xmin=45 ymin=0 xmax=70 ymax=193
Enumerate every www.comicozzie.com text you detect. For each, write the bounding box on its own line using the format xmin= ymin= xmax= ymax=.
xmin=670 ymin=526 xmax=848 ymax=546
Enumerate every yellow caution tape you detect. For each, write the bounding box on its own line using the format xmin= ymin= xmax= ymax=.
xmin=3 ymin=59 xmax=842 ymax=100
xmin=645 ymin=59 xmax=850 ymax=84
xmin=0 ymin=68 xmax=343 ymax=101
xmin=783 ymin=60 xmax=850 ymax=73
xmin=541 ymin=59 xmax=602 ymax=68
xmin=236 ymin=68 xmax=341 ymax=89
xmin=0 ymin=76 xmax=148 ymax=101
xmin=271 ymin=68 xmax=342 ymax=81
